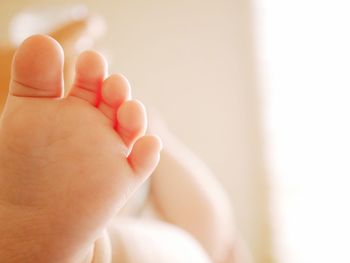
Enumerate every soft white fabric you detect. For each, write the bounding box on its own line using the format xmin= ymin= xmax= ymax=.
xmin=97 ymin=218 xmax=212 ymax=263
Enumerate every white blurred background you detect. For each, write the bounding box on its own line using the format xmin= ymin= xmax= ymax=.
xmin=255 ymin=0 xmax=350 ymax=262
xmin=1 ymin=0 xmax=349 ymax=263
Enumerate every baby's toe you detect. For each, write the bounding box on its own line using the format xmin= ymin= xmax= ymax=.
xmin=128 ymin=135 xmax=162 ymax=176
xmin=99 ymin=74 xmax=130 ymax=122
xmin=9 ymin=35 xmax=64 ymax=98
xmin=69 ymin=50 xmax=106 ymax=106
xmin=116 ymin=100 xmax=147 ymax=147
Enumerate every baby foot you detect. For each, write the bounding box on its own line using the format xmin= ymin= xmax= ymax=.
xmin=0 ymin=35 xmax=161 ymax=263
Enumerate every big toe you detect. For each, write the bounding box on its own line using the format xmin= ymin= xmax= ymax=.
xmin=9 ymin=35 xmax=64 ymax=98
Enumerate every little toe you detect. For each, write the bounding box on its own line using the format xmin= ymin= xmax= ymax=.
xmin=128 ymin=135 xmax=162 ymax=177
xmin=69 ymin=50 xmax=107 ymax=106
xmin=116 ymin=100 xmax=147 ymax=147
xmin=99 ymin=74 xmax=131 ymax=121
xmin=9 ymin=35 xmax=64 ymax=98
